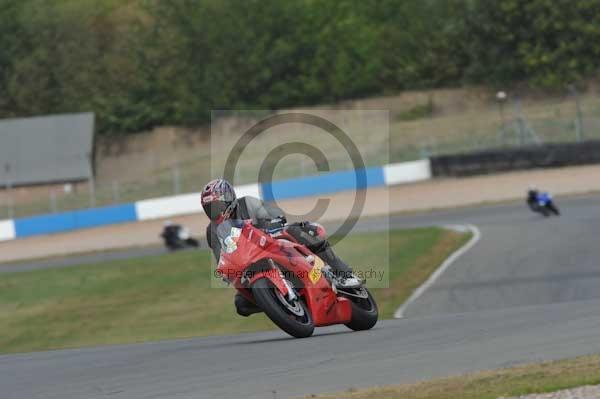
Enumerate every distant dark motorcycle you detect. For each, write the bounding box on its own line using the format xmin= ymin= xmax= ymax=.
xmin=161 ymin=224 xmax=199 ymax=251
xmin=527 ymin=191 xmax=560 ymax=217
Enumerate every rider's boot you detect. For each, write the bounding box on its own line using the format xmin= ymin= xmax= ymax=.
xmin=234 ymin=293 xmax=263 ymax=317
xmin=319 ymin=254 xmax=362 ymax=289
xmin=334 ymin=271 xmax=363 ymax=289
xmin=337 ymin=275 xmax=363 ymax=289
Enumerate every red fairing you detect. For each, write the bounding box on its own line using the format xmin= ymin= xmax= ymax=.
xmin=216 ymin=221 xmax=352 ymax=327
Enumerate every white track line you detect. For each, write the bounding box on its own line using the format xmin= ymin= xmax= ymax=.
xmin=393 ymin=224 xmax=482 ymax=319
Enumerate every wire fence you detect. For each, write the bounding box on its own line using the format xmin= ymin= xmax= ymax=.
xmin=401 ymin=88 xmax=600 ymax=160
xmin=2 ymin=88 xmax=600 ymax=219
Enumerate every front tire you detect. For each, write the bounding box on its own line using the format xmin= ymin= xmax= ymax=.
xmin=343 ymin=287 xmax=378 ymax=331
xmin=252 ymin=278 xmax=314 ymax=338
xmin=548 ymin=204 xmax=560 ymax=216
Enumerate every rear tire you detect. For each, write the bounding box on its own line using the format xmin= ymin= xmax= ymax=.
xmin=344 ymin=288 xmax=378 ymax=331
xmin=186 ymin=238 xmax=200 ymax=247
xmin=252 ymin=278 xmax=314 ymax=338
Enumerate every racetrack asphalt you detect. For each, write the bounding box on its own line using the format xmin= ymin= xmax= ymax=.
xmin=2 ymin=195 xmax=600 ymax=399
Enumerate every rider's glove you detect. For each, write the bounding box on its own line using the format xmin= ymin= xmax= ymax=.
xmin=268 ymin=217 xmax=286 ymax=231
xmin=256 ymin=216 xmax=287 ymax=233
xmin=297 ymin=221 xmax=311 ymax=229
xmin=270 ymin=216 xmax=287 ymax=226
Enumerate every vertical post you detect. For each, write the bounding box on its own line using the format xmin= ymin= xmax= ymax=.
xmin=112 ymin=180 xmax=120 ymax=203
xmin=419 ymin=143 xmax=430 ymax=159
xmin=569 ymin=84 xmax=584 ymax=142
xmin=499 ymin=101 xmax=506 ymax=145
xmin=87 ymin=152 xmax=96 ymax=208
xmin=514 ymin=97 xmax=527 ymax=146
xmin=7 ymin=189 xmax=13 ymax=219
xmin=50 ymin=190 xmax=57 ymax=213
xmin=89 ymin=179 xmax=96 ymax=208
xmin=496 ymin=91 xmax=508 ymax=146
xmin=4 ymin=163 xmax=13 ymax=218
xmin=430 ymin=136 xmax=438 ymax=156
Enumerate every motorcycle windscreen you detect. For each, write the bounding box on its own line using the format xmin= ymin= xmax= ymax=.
xmin=216 ymin=219 xmax=273 ymax=269
xmin=538 ymin=192 xmax=551 ymax=204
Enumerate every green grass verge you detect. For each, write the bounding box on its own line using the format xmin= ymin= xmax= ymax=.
xmin=0 ymin=227 xmax=469 ymax=353
xmin=299 ymin=354 xmax=600 ymax=399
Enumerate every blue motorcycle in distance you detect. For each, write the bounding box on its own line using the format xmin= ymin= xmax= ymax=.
xmin=527 ymin=190 xmax=560 ymax=217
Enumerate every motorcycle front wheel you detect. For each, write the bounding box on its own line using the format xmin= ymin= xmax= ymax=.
xmin=343 ymin=287 xmax=378 ymax=331
xmin=548 ymin=204 xmax=560 ymax=216
xmin=252 ymin=278 xmax=314 ymax=338
xmin=540 ymin=207 xmax=551 ymax=217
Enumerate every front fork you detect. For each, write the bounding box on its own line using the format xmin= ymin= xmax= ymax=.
xmin=267 ymin=259 xmax=297 ymax=301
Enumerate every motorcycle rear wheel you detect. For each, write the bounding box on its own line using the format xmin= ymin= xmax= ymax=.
xmin=252 ymin=278 xmax=315 ymax=338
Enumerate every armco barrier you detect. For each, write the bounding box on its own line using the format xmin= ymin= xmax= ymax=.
xmin=0 ymin=160 xmax=432 ymax=240
xmin=431 ymin=141 xmax=600 ymax=177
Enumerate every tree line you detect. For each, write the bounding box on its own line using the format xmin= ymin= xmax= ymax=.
xmin=1 ymin=0 xmax=599 ymax=135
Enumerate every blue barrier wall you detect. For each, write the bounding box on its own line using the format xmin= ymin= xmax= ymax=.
xmin=14 ymin=213 xmax=77 ymax=237
xmin=15 ymin=203 xmax=137 ymax=238
xmin=260 ymin=166 xmax=385 ymax=202
xmin=7 ymin=161 xmax=432 ymax=241
xmin=75 ymin=204 xmax=138 ymax=230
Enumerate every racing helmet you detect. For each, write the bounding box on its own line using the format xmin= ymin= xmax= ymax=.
xmin=201 ymin=179 xmax=237 ymax=223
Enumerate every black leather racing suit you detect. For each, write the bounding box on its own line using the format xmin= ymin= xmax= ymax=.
xmin=206 ymin=196 xmax=352 ymax=316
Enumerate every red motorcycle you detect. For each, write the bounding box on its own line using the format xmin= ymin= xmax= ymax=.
xmin=215 ymin=219 xmax=378 ymax=338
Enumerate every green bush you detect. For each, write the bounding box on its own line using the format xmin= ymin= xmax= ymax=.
xmin=460 ymin=0 xmax=600 ymax=87
xmin=0 ymin=0 xmax=598 ymax=135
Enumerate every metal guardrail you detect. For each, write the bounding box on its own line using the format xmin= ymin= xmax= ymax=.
xmin=430 ymin=140 xmax=600 ymax=177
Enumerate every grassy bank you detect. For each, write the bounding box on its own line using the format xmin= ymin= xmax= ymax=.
xmin=0 ymin=227 xmax=469 ymax=353
xmin=300 ymin=354 xmax=600 ymax=399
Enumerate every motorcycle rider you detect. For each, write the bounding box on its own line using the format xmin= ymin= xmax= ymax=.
xmin=160 ymin=221 xmax=199 ymax=251
xmin=201 ymin=178 xmax=361 ymax=316
xmin=526 ymin=186 xmax=560 ymax=215
xmin=526 ymin=186 xmax=539 ymax=207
